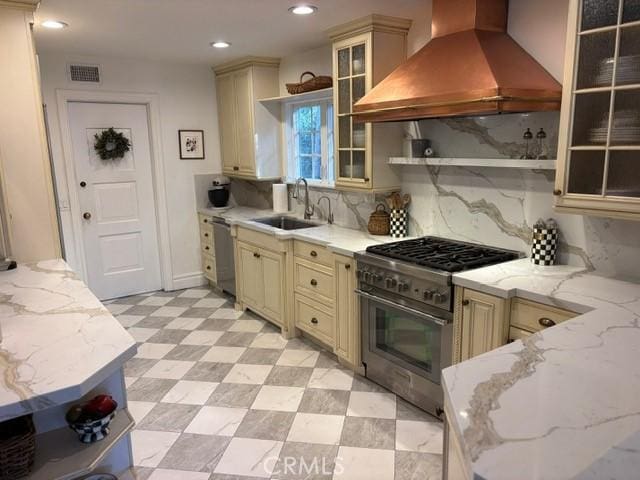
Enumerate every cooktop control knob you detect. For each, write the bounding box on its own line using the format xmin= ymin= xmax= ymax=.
xmin=397 ymin=281 xmax=410 ymax=292
xmin=372 ymin=273 xmax=382 ymax=282
xmin=363 ymin=272 xmax=372 ymax=282
xmin=423 ymin=290 xmax=435 ymax=301
xmin=385 ymin=277 xmax=397 ymax=288
xmin=433 ymin=293 xmax=445 ymax=304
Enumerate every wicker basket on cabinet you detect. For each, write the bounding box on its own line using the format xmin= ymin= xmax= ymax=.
xmin=0 ymin=414 xmax=35 ymax=479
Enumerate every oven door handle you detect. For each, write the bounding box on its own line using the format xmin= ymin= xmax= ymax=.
xmin=355 ymin=289 xmax=449 ymax=327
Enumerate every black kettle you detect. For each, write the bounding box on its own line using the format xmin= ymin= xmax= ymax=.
xmin=208 ymin=178 xmax=230 ymax=208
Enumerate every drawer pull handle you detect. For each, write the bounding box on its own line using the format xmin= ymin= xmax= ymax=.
xmin=253 ymin=252 xmax=261 ymax=258
xmin=538 ymin=317 xmax=556 ymax=328
xmin=462 ymin=300 xmax=470 ymax=306
xmin=345 ymin=264 xmax=351 ymax=270
xmin=203 ymin=219 xmax=208 ymax=223
xmin=310 ymin=250 xmax=318 ymax=257
xmin=233 ymin=166 xmax=239 ymax=171
xmin=206 ymin=266 xmax=211 ymax=270
xmin=311 ymin=317 xmax=319 ymax=324
xmin=204 ymin=233 xmax=209 ymax=237
xmin=310 ymin=279 xmax=318 ymax=286
xmin=205 ymin=246 xmax=210 ymax=250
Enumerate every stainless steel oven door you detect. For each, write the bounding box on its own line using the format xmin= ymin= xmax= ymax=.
xmin=357 ymin=289 xmax=447 ymax=385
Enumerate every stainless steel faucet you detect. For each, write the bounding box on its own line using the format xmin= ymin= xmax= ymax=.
xmin=294 ymin=177 xmax=314 ymax=220
xmin=317 ymin=196 xmax=334 ymax=224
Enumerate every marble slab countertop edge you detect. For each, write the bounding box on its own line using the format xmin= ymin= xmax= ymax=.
xmin=198 ymin=206 xmax=403 ymax=256
xmin=444 ymin=258 xmax=640 ymax=479
xmin=0 ymin=259 xmax=137 ymax=421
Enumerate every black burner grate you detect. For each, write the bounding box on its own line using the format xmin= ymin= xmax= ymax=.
xmin=366 ymin=237 xmax=520 ymax=272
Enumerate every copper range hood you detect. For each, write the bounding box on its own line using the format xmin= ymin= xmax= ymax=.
xmin=352 ymin=0 xmax=562 ymax=122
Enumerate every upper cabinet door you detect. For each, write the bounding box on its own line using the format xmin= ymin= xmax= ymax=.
xmin=556 ymin=0 xmax=640 ymax=219
xmin=334 ymin=34 xmax=373 ymax=189
xmin=233 ymin=68 xmax=257 ymax=175
xmin=216 ymin=73 xmax=238 ymax=174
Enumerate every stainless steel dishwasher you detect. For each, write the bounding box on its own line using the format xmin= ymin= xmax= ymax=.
xmin=212 ymin=218 xmax=236 ymax=296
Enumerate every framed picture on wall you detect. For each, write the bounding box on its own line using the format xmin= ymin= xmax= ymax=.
xmin=178 ymin=130 xmax=205 ymax=159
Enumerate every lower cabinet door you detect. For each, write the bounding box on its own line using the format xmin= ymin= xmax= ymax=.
xmin=238 ymin=242 xmax=263 ymax=310
xmin=459 ymin=289 xmax=509 ymax=362
xmin=260 ymin=248 xmax=283 ymax=323
xmin=334 ymin=255 xmax=358 ymax=365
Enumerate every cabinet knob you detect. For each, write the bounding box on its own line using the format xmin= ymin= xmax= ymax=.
xmin=311 ymin=317 xmax=319 ymax=324
xmin=83 ymin=212 xmax=92 ymax=220
xmin=80 ymin=181 xmax=87 ymax=188
xmin=206 ymin=266 xmax=211 ymax=270
xmin=204 ymin=233 xmax=209 ymax=237
xmin=364 ymin=177 xmax=370 ymax=182
xmin=462 ymin=299 xmax=470 ymax=306
xmin=538 ymin=317 xmax=556 ymax=328
xmin=203 ymin=218 xmax=208 ymax=223
xmin=310 ymin=279 xmax=318 ymax=286
xmin=205 ymin=246 xmax=210 ymax=250
xmin=233 ymin=166 xmax=239 ymax=171
xmin=345 ymin=264 xmax=351 ymax=270
xmin=253 ymin=252 xmax=261 ymax=258
xmin=553 ymin=189 xmax=562 ymax=196
xmin=310 ymin=250 xmax=318 ymax=257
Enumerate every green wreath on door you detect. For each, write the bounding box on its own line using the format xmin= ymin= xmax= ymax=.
xmin=93 ymin=127 xmax=131 ymax=160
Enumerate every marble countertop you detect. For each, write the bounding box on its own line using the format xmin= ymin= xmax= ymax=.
xmin=198 ymin=206 xmax=402 ymax=256
xmin=0 ymin=260 xmax=137 ymax=421
xmin=444 ymin=258 xmax=640 ymax=479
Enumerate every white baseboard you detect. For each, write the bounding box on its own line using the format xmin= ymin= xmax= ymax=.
xmin=170 ymin=271 xmax=208 ymax=291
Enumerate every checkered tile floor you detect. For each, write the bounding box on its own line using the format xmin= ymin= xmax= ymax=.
xmin=107 ymin=286 xmax=443 ymax=480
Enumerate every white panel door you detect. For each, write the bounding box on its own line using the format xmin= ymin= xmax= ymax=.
xmin=68 ymin=102 xmax=161 ymax=300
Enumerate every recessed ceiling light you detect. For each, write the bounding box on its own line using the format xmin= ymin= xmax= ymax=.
xmin=210 ymin=41 xmax=231 ymax=49
xmin=289 ymin=5 xmax=317 ymax=15
xmin=42 ymin=20 xmax=68 ymax=29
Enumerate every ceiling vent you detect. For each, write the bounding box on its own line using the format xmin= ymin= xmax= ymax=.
xmin=68 ymin=64 xmax=101 ymax=83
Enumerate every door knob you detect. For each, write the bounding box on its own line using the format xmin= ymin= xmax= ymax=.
xmin=80 ymin=181 xmax=87 ymax=188
xmin=83 ymin=212 xmax=92 ymax=220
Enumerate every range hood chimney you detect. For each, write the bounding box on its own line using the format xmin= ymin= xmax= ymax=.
xmin=352 ymin=0 xmax=562 ymax=122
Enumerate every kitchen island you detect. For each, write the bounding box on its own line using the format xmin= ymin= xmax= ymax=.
xmin=443 ymin=258 xmax=640 ymax=479
xmin=0 ymin=259 xmax=137 ymax=479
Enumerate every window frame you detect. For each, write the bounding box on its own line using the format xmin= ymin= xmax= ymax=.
xmin=283 ymin=97 xmax=334 ymax=188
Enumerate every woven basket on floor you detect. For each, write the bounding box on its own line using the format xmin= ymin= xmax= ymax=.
xmin=286 ymin=71 xmax=333 ymax=94
xmin=0 ymin=414 xmax=36 ymax=480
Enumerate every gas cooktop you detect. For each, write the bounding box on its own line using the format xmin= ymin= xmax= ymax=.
xmin=365 ymin=236 xmax=520 ymax=273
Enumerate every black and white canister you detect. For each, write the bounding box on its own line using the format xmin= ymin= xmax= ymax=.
xmin=390 ymin=209 xmax=408 ymax=238
xmin=531 ymin=219 xmax=558 ymax=266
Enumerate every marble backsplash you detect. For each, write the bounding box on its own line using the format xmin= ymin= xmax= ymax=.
xmin=201 ymin=112 xmax=640 ymax=281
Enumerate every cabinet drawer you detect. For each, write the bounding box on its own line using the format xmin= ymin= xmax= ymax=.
xmin=237 ymin=226 xmax=282 ymax=252
xmin=295 ymin=294 xmax=335 ymax=344
xmin=202 ymin=253 xmax=216 ymax=281
xmin=510 ymin=298 xmax=576 ymax=333
xmin=200 ymin=223 xmax=214 ymax=241
xmin=199 ymin=213 xmax=214 ymax=227
xmin=294 ymin=240 xmax=332 ymax=267
xmin=294 ymin=260 xmax=334 ymax=303
xmin=508 ymin=326 xmax=532 ymax=342
xmin=201 ymin=240 xmax=214 ymax=256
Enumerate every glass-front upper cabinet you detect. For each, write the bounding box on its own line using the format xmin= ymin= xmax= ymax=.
xmin=328 ymin=16 xmax=411 ymax=192
xmin=556 ymin=0 xmax=640 ymax=218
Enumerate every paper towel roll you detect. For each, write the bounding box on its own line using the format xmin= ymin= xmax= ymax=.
xmin=273 ymin=183 xmax=288 ymax=213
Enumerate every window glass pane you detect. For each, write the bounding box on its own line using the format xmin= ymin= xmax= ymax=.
xmin=352 ymin=76 xmax=366 ymax=104
xmin=338 ymin=48 xmax=350 ymax=78
xmin=353 ymin=122 xmax=366 ymax=148
xmin=327 ymin=105 xmax=335 ymax=183
xmin=581 ymin=0 xmax=619 ymax=31
xmin=617 ymin=26 xmax=640 ymax=86
xmin=577 ymin=31 xmax=616 ymax=88
xmin=291 ymin=102 xmax=329 ymax=183
xmin=611 ymin=89 xmax=640 ymax=145
xmin=299 ymin=156 xmax=313 ymax=178
xmin=338 ymin=79 xmax=351 ymax=114
xmin=567 ymin=150 xmax=605 ymax=195
xmin=339 ymin=151 xmax=351 ymax=178
xmin=623 ymin=0 xmax=640 ymax=23
xmin=607 ymin=151 xmax=640 ymax=196
xmin=299 ymin=133 xmax=312 ymax=155
xmin=352 ymin=44 xmax=365 ymax=75
xmin=312 ymin=157 xmax=322 ymax=180
xmin=339 ymin=116 xmax=351 ymax=148
xmin=572 ymin=91 xmax=611 ymax=146
xmin=352 ymin=151 xmax=366 ymax=179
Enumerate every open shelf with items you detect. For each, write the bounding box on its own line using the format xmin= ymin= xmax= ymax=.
xmin=388 ymin=157 xmax=557 ymax=170
xmin=27 ymin=409 xmax=134 ymax=480
xmin=555 ymin=0 xmax=640 ymax=219
xmin=258 ymin=87 xmax=333 ymax=105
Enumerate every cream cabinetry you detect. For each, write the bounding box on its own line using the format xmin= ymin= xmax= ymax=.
xmin=328 ymin=15 xmax=410 ymax=192
xmin=214 ymin=57 xmax=281 ymax=180
xmin=334 ymin=254 xmax=359 ymax=368
xmin=236 ymin=238 xmax=285 ymax=328
xmin=555 ymin=0 xmax=640 ymax=220
xmin=198 ymin=213 xmax=216 ymax=283
xmin=454 ymin=287 xmax=578 ymax=362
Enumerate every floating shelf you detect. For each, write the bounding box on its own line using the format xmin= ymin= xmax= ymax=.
xmin=388 ymin=157 xmax=557 ymax=170
xmin=27 ymin=409 xmax=134 ymax=480
xmin=258 ymin=87 xmax=333 ymax=104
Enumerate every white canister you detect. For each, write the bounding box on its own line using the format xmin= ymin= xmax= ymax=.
xmin=272 ymin=184 xmax=288 ymax=213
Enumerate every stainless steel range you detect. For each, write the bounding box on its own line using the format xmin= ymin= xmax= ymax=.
xmin=355 ymin=237 xmax=520 ymax=418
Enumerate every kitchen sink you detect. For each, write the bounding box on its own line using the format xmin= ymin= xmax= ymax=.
xmin=252 ymin=216 xmax=319 ymax=230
